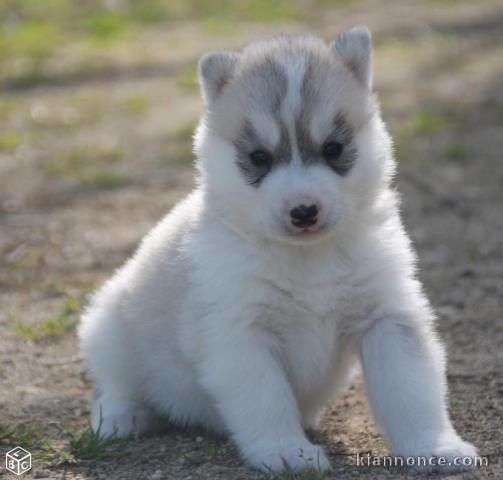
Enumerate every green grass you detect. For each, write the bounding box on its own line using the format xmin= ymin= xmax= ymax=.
xmin=174 ymin=120 xmax=197 ymax=142
xmin=122 ymin=94 xmax=150 ymax=115
xmin=183 ymin=452 xmax=206 ymax=466
xmin=129 ymin=1 xmax=171 ymax=24
xmin=0 ymin=425 xmax=59 ymax=462
xmin=402 ymin=112 xmax=447 ymax=136
xmin=82 ymin=11 xmax=129 ymax=42
xmin=1 ymin=425 xmax=42 ymax=451
xmin=392 ymin=134 xmax=413 ymax=163
xmin=82 ymin=171 xmax=129 ymax=187
xmin=67 ymin=422 xmax=122 ymax=462
xmin=263 ymin=448 xmax=328 ymax=480
xmin=395 ymin=111 xmax=448 ymax=162
xmin=11 ymin=297 xmax=81 ymax=342
xmin=0 ymin=130 xmax=22 ymax=153
xmin=163 ymin=120 xmax=197 ymax=164
xmin=265 ymin=466 xmax=327 ymax=480
xmin=45 ymin=145 xmax=128 ymax=187
xmin=175 ymin=63 xmax=199 ymax=91
xmin=445 ymin=143 xmax=468 ymax=161
xmin=0 ymin=0 xmax=332 ymax=87
xmin=0 ymin=21 xmax=61 ymax=62
xmin=1 ymin=415 xmax=124 ymax=467
xmin=0 ymin=20 xmax=61 ymax=87
xmin=229 ymin=0 xmax=300 ymax=22
xmin=0 ymin=96 xmax=15 ymax=120
xmin=201 ymin=16 xmax=237 ymax=35
xmin=169 ymin=145 xmax=194 ymax=164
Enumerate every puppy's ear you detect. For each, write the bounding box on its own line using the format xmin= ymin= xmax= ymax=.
xmin=332 ymin=26 xmax=373 ymax=90
xmin=198 ymin=51 xmax=240 ymax=105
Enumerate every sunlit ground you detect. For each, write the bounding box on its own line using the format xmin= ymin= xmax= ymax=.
xmin=1 ymin=1 xmax=502 ymax=479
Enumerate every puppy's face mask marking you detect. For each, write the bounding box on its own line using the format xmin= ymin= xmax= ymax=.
xmin=197 ymin=29 xmax=380 ymax=244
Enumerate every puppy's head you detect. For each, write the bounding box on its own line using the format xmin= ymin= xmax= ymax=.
xmin=195 ymin=28 xmax=393 ymax=245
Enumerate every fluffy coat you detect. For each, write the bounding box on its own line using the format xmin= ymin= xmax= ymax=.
xmin=79 ymin=27 xmax=477 ymax=472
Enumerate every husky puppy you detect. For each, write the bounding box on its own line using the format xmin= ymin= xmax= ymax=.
xmin=79 ymin=27 xmax=477 ymax=472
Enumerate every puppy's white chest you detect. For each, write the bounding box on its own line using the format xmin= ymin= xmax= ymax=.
xmin=259 ymin=277 xmax=345 ymax=390
xmin=262 ymin=261 xmax=348 ymax=321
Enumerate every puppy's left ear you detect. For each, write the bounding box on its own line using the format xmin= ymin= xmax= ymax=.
xmin=332 ymin=26 xmax=373 ymax=90
xmin=198 ymin=51 xmax=240 ymax=105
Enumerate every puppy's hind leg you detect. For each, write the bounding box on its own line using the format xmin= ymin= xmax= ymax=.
xmin=91 ymin=388 xmax=164 ymax=438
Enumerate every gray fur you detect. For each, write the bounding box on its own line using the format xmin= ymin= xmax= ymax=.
xmin=333 ymin=26 xmax=373 ymax=89
xmin=201 ymin=33 xmax=372 ymax=185
xmin=199 ymin=51 xmax=240 ymax=104
xmin=234 ymin=118 xmax=292 ymax=187
xmin=232 ymin=58 xmax=290 ymax=186
xmin=297 ymin=112 xmax=357 ymax=176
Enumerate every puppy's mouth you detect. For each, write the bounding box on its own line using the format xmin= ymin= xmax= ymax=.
xmin=289 ymin=218 xmax=327 ymax=232
xmin=285 ymin=222 xmax=330 ymax=241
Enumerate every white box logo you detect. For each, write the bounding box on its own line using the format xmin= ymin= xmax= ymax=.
xmin=5 ymin=446 xmax=31 ymax=476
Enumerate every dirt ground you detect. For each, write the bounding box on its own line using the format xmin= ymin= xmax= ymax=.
xmin=1 ymin=0 xmax=502 ymax=479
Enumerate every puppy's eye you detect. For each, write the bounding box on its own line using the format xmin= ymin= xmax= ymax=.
xmin=249 ymin=150 xmax=272 ymax=168
xmin=322 ymin=141 xmax=344 ymax=163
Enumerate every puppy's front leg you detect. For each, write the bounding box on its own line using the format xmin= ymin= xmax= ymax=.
xmin=360 ymin=318 xmax=478 ymax=471
xmin=198 ymin=326 xmax=331 ymax=472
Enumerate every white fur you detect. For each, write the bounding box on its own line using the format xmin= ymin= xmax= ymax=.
xmin=79 ymin=30 xmax=477 ymax=473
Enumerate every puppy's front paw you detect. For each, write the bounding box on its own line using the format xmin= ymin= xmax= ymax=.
xmin=427 ymin=437 xmax=479 ymax=472
xmin=397 ymin=432 xmax=479 ymax=472
xmin=245 ymin=440 xmax=331 ymax=472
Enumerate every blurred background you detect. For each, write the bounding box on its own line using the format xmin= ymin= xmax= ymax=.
xmin=1 ymin=1 xmax=502 ymax=479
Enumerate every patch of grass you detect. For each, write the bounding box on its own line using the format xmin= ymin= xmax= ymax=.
xmin=0 ymin=425 xmax=59 ymax=462
xmin=0 ymin=96 xmax=15 ymax=120
xmin=392 ymin=134 xmax=412 ymax=163
xmin=1 ymin=415 xmax=125 ymax=467
xmin=236 ymin=0 xmax=300 ymax=22
xmin=11 ymin=297 xmax=81 ymax=342
xmin=176 ymin=63 xmax=199 ymax=91
xmin=5 ymin=69 xmax=52 ymax=90
xmin=402 ymin=112 xmax=447 ymax=136
xmin=445 ymin=143 xmax=468 ymax=161
xmin=79 ymin=171 xmax=129 ymax=187
xmin=45 ymin=145 xmax=128 ymax=187
xmin=265 ymin=466 xmax=327 ymax=480
xmin=193 ymin=0 xmax=301 ymax=22
xmin=130 ymin=0 xmax=171 ymax=24
xmin=1 ymin=425 xmax=41 ymax=451
xmin=164 ymin=120 xmax=197 ymax=165
xmin=183 ymin=452 xmax=206 ymax=466
xmin=122 ymin=94 xmax=150 ymax=115
xmin=0 ymin=20 xmax=61 ymax=87
xmin=201 ymin=442 xmax=222 ymax=460
xmin=378 ymin=39 xmax=413 ymax=56
xmin=0 ymin=130 xmax=22 ymax=153
xmin=173 ymin=147 xmax=194 ymax=164
xmin=82 ymin=11 xmax=130 ymax=42
xmin=174 ymin=120 xmax=197 ymax=142
xmin=201 ymin=16 xmax=236 ymax=36
xmin=0 ymin=21 xmax=61 ymax=62
xmin=394 ymin=111 xmax=448 ymax=162
xmin=0 ymin=0 xmax=337 ymax=87
xmin=263 ymin=448 xmax=328 ymax=479
xmin=67 ymin=415 xmax=124 ymax=462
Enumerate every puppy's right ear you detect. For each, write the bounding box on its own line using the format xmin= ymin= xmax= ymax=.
xmin=332 ymin=26 xmax=373 ymax=90
xmin=198 ymin=51 xmax=240 ymax=105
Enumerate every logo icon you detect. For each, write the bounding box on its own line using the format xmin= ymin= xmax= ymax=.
xmin=5 ymin=446 xmax=32 ymax=476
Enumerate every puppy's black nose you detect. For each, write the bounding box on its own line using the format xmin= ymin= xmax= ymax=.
xmin=290 ymin=204 xmax=319 ymax=228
